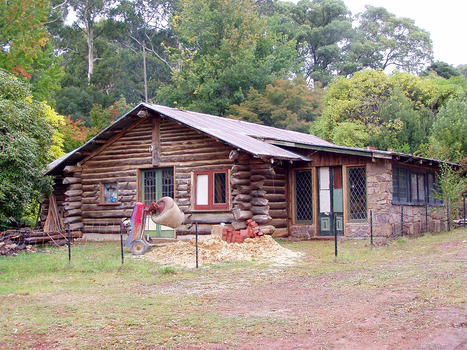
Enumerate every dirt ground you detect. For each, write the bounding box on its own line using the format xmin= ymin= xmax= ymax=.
xmin=139 ymin=235 xmax=467 ymax=350
xmin=1 ymin=232 xmax=466 ymax=349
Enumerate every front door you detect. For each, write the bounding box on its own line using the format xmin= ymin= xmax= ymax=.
xmin=318 ymin=166 xmax=344 ymax=236
xmin=141 ymin=168 xmax=175 ymax=238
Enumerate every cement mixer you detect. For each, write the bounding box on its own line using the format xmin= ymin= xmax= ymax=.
xmin=122 ymin=197 xmax=185 ymax=255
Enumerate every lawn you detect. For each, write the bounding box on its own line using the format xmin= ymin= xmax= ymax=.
xmin=1 ymin=229 xmax=466 ymax=349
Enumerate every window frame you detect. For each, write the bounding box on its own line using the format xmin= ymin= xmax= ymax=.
xmin=294 ymin=169 xmax=313 ymax=224
xmin=100 ymin=181 xmax=119 ymax=205
xmin=193 ymin=169 xmax=230 ymax=211
xmin=392 ymin=165 xmax=442 ymax=205
xmin=347 ymin=166 xmax=368 ymax=222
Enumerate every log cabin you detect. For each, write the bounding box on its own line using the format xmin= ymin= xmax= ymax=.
xmin=44 ymin=103 xmax=453 ymax=241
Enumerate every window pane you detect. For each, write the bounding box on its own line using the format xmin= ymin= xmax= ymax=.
xmin=392 ymin=167 xmax=399 ymax=202
xmin=418 ymin=174 xmax=426 ymax=202
xmin=348 ymin=167 xmax=367 ymax=220
xmin=196 ymin=174 xmax=209 ymax=205
xmin=400 ymin=169 xmax=408 ymax=201
xmin=411 ymin=173 xmax=418 ymax=202
xmin=213 ymin=172 xmax=226 ymax=204
xmin=162 ymin=169 xmax=174 ymax=198
xmin=295 ymin=170 xmax=313 ymax=221
xmin=103 ymin=183 xmax=117 ymax=203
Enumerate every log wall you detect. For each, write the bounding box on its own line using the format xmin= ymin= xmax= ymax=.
xmin=78 ymin=115 xmax=235 ymax=237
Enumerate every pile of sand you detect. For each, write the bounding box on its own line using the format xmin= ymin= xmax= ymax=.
xmin=143 ymin=234 xmax=302 ymax=268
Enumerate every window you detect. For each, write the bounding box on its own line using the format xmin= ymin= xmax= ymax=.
xmin=348 ymin=167 xmax=367 ymax=221
xmin=194 ymin=170 xmax=229 ymax=210
xmin=101 ymin=182 xmax=118 ymax=204
xmin=393 ymin=166 xmax=442 ymax=205
xmin=295 ymin=170 xmax=313 ymax=222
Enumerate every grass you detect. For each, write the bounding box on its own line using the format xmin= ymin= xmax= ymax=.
xmin=1 ymin=228 xmax=466 ymax=349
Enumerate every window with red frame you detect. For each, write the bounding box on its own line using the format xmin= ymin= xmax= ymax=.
xmin=194 ymin=170 xmax=229 ymax=210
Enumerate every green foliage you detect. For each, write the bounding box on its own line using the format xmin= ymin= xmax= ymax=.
xmin=157 ymin=0 xmax=296 ymax=115
xmin=0 ymin=70 xmax=54 ymax=229
xmin=426 ymin=95 xmax=467 ymax=162
xmin=59 ymin=116 xmax=90 ymax=153
xmin=313 ymin=70 xmax=448 ymax=154
xmin=347 ymin=6 xmax=433 ymax=74
xmin=423 ymin=62 xmax=461 ymax=80
xmin=55 ymin=87 xmax=94 ymax=126
xmin=229 ymin=77 xmax=324 ymax=132
xmin=0 ymin=0 xmax=63 ymax=101
xmin=435 ymin=164 xmax=467 ymax=224
xmin=89 ymin=96 xmax=132 ymax=130
xmin=331 ymin=122 xmax=368 ymax=148
xmin=289 ymin=0 xmax=353 ymax=86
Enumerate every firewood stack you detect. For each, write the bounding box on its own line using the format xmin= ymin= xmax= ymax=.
xmin=0 ymin=229 xmax=83 ymax=256
xmin=222 ymin=219 xmax=264 ymax=243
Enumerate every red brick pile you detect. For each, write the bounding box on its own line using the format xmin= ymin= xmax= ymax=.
xmin=222 ymin=219 xmax=264 ymax=243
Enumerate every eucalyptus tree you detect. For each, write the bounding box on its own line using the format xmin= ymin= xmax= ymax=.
xmin=344 ymin=6 xmax=433 ymax=75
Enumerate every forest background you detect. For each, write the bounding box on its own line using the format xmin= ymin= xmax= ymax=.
xmin=1 ymin=0 xmax=466 ymax=227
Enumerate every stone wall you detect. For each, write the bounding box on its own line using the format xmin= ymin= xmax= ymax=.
xmin=365 ymin=160 xmax=447 ymax=237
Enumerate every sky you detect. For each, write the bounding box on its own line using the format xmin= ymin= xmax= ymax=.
xmin=285 ymin=0 xmax=467 ymax=67
xmin=344 ymin=0 xmax=466 ymax=67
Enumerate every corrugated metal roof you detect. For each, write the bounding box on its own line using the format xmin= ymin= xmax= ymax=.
xmin=141 ymin=103 xmax=332 ymax=160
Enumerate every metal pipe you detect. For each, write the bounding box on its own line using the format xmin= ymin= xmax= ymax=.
xmin=196 ymin=222 xmax=199 ymax=268
xmin=463 ymin=194 xmax=466 ymax=228
xmin=425 ymin=204 xmax=428 ymax=233
xmin=334 ymin=214 xmax=338 ymax=257
xmin=67 ymin=223 xmax=71 ymax=261
xmin=120 ymin=223 xmax=124 ymax=265
xmin=401 ymin=206 xmax=404 ymax=237
xmin=370 ymin=209 xmax=373 ymax=246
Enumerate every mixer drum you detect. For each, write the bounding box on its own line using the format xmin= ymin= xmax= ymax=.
xmin=150 ymin=197 xmax=185 ymax=228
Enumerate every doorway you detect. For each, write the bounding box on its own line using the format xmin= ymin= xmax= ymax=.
xmin=318 ymin=166 xmax=344 ymax=236
xmin=140 ymin=168 xmax=175 ymax=238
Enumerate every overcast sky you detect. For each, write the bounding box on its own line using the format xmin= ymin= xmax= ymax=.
xmin=283 ymin=0 xmax=467 ymax=67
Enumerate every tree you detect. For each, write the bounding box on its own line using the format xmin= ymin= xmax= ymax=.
xmin=346 ymin=6 xmax=432 ymax=75
xmin=311 ymin=70 xmax=441 ymax=153
xmin=0 ymin=70 xmax=55 ymax=228
xmin=229 ymin=77 xmax=324 ymax=132
xmin=55 ymin=87 xmax=94 ymax=125
xmin=67 ymin=0 xmax=108 ymax=85
xmin=423 ymin=62 xmax=460 ymax=80
xmin=427 ymin=95 xmax=467 ymax=162
xmin=0 ymin=0 xmax=62 ymax=101
xmin=156 ymin=0 xmax=296 ymax=115
xmin=288 ymin=0 xmax=353 ymax=86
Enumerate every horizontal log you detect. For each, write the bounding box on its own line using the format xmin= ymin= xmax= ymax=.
xmin=64 ymin=165 xmax=82 ymax=174
xmin=63 ymin=216 xmax=82 ymax=224
xmin=65 ymin=189 xmax=83 ymax=197
xmin=69 ymin=222 xmax=84 ymax=231
xmin=259 ymin=225 xmax=275 ymax=235
xmin=250 ymin=181 xmax=264 ymax=190
xmin=231 ymin=171 xmax=251 ymax=179
xmin=63 ymin=202 xmax=82 ymax=210
xmin=268 ymin=202 xmax=287 ymax=210
xmin=251 ymin=197 xmax=269 ymax=206
xmin=25 ymin=231 xmax=83 ymax=243
xmin=82 ymin=210 xmax=133 ymax=219
xmin=250 ymin=190 xmax=266 ymax=198
xmin=271 ymin=228 xmax=289 ymax=237
xmin=250 ymin=175 xmax=265 ymax=182
xmin=231 ymin=221 xmax=247 ymax=230
xmin=233 ymin=194 xmax=251 ymax=202
xmin=251 ymin=206 xmax=270 ymax=215
xmin=63 ymin=177 xmax=81 ymax=185
xmin=269 ymin=218 xmax=287 ymax=228
xmin=231 ymin=165 xmax=250 ymax=173
xmin=64 ymin=209 xmax=82 ymax=217
xmin=231 ymin=178 xmax=250 ymax=186
xmin=265 ymin=193 xmax=285 ymax=202
xmin=270 ymin=209 xmax=288 ymax=219
xmin=263 ymin=186 xmax=286 ymax=194
xmin=82 ymin=226 xmax=121 ymax=234
xmin=252 ymin=215 xmax=272 ymax=224
xmin=176 ymin=224 xmax=212 ymax=235
xmin=231 ymin=208 xmax=253 ymax=221
xmin=233 ymin=202 xmax=252 ymax=210
xmin=64 ymin=196 xmax=82 ymax=203
xmin=184 ymin=213 xmax=234 ymax=224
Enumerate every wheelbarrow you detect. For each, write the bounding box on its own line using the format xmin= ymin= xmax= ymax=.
xmin=122 ymin=197 xmax=185 ymax=255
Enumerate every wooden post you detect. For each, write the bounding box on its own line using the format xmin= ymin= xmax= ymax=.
xmin=143 ymin=41 xmax=148 ymax=103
